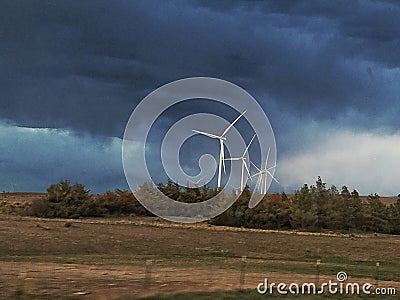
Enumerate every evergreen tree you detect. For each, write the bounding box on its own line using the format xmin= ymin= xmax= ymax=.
xmin=290 ymin=183 xmax=318 ymax=230
xmin=387 ymin=199 xmax=400 ymax=234
xmin=363 ymin=193 xmax=390 ymax=233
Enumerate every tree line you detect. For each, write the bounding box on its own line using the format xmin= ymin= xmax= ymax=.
xmin=26 ymin=177 xmax=400 ymax=235
xmin=213 ymin=177 xmax=400 ymax=235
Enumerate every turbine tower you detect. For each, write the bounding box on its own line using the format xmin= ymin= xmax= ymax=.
xmin=250 ymin=147 xmax=278 ymax=194
xmin=192 ymin=110 xmax=246 ymax=189
xmin=224 ymin=134 xmax=256 ymax=192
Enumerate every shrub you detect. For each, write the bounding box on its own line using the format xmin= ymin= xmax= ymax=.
xmin=26 ymin=180 xmax=150 ymax=218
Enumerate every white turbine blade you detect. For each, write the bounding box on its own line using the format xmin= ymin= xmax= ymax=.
xmin=250 ymin=161 xmax=261 ymax=172
xmin=220 ymin=140 xmax=226 ymax=174
xmin=267 ymin=165 xmax=276 ymax=170
xmin=190 ymin=176 xmax=205 ymax=185
xmin=265 ymin=147 xmax=270 ymax=169
xmin=242 ymin=134 xmax=256 ymax=157
xmin=230 ymin=184 xmax=240 ymax=190
xmin=255 ymin=175 xmax=262 ymax=193
xmin=254 ymin=175 xmax=260 ymax=191
xmin=266 ymin=169 xmax=279 ymax=184
xmin=224 ymin=157 xmax=241 ymax=161
xmin=192 ymin=130 xmax=220 ymax=139
xmin=251 ymin=171 xmax=263 ymax=179
xmin=221 ymin=110 xmax=246 ymax=137
xmin=243 ymin=160 xmax=251 ymax=179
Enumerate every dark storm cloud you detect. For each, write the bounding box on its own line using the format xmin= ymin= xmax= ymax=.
xmin=2 ymin=0 xmax=400 ymax=194
xmin=0 ymin=0 xmax=155 ymax=136
xmin=199 ymin=0 xmax=400 ymax=65
xmin=1 ymin=0 xmax=399 ymax=136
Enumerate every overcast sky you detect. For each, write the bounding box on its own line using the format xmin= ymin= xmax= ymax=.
xmin=1 ymin=0 xmax=400 ymax=195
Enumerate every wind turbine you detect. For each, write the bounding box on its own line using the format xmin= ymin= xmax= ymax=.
xmin=250 ymin=147 xmax=278 ymax=194
xmin=192 ymin=110 xmax=246 ymax=189
xmin=224 ymin=134 xmax=256 ymax=192
xmin=229 ymin=184 xmax=241 ymax=196
xmin=188 ymin=176 xmax=206 ymax=188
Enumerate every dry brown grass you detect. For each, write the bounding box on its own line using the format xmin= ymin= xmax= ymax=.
xmin=0 ymin=193 xmax=46 ymax=215
xmin=0 ymin=214 xmax=399 ymax=299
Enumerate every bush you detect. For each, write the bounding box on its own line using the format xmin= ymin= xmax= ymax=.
xmin=27 ymin=180 xmax=90 ymax=218
xmin=94 ymin=189 xmax=151 ymax=217
xmin=26 ymin=180 xmax=150 ymax=218
xmin=27 ymin=198 xmax=53 ymax=217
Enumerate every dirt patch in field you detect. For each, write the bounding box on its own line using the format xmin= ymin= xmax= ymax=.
xmin=2 ymin=260 xmax=399 ymax=300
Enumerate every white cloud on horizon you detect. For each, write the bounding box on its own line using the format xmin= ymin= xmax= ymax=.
xmin=277 ymin=130 xmax=400 ymax=196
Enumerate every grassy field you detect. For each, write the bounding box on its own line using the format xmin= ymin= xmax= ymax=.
xmin=0 ymin=213 xmax=399 ymax=299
